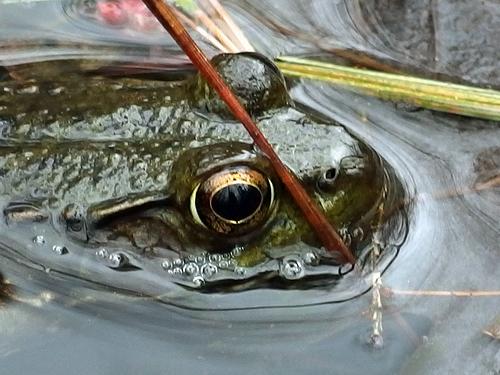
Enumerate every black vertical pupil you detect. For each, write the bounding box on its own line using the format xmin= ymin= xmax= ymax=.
xmin=211 ymin=183 xmax=262 ymax=222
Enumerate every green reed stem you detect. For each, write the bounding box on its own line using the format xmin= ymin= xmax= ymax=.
xmin=173 ymin=0 xmax=197 ymax=13
xmin=276 ymin=56 xmax=500 ymax=121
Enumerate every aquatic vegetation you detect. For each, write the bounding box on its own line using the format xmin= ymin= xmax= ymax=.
xmin=276 ymin=56 xmax=500 ymax=122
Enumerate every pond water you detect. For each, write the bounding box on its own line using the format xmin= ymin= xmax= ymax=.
xmin=0 ymin=1 xmax=499 ymax=374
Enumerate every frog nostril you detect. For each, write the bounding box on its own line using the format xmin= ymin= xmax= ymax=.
xmin=324 ymin=168 xmax=337 ymax=180
xmin=317 ymin=167 xmax=338 ymax=192
xmin=190 ymin=166 xmax=275 ymax=236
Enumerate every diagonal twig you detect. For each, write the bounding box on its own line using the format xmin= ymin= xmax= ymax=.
xmin=141 ymin=0 xmax=355 ymax=264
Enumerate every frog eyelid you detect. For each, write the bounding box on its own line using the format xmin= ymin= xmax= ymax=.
xmin=267 ymin=177 xmax=275 ymax=213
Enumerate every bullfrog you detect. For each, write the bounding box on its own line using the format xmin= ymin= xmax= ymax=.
xmin=0 ymin=52 xmax=405 ymax=295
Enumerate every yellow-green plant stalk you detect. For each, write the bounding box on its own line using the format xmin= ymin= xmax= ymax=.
xmin=276 ymin=56 xmax=500 ymax=121
xmin=173 ymin=0 xmax=197 ymax=13
xmin=172 ymin=0 xmax=240 ymax=52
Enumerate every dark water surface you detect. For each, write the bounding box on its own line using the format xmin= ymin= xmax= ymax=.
xmin=0 ymin=1 xmax=499 ymax=374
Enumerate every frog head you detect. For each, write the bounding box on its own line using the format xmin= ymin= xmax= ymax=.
xmin=0 ymin=53 xmax=404 ymax=294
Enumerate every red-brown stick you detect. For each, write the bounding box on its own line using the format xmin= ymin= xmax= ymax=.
xmin=141 ymin=0 xmax=355 ymax=264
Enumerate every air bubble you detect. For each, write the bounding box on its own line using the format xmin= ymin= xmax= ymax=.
xmin=201 ymin=263 xmax=218 ymax=279
xmin=302 ymin=252 xmax=318 ymax=265
xmin=234 ymin=267 xmax=246 ymax=276
xmin=172 ymin=267 xmax=183 ymax=275
xmin=192 ymin=276 xmax=205 ymax=287
xmin=173 ymin=258 xmax=183 ymax=267
xmin=161 ymin=259 xmax=172 ymax=270
xmin=231 ymin=246 xmax=243 ymax=257
xmin=33 ymin=235 xmax=45 ymax=245
xmin=52 ymin=245 xmax=68 ymax=255
xmin=96 ymin=248 xmax=108 ymax=258
xmin=209 ymin=254 xmax=221 ymax=262
xmin=108 ymin=252 xmax=127 ymax=268
xmin=280 ymin=256 xmax=305 ymax=280
xmin=183 ymin=263 xmax=199 ymax=276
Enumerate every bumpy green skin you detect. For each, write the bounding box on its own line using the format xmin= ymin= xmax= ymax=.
xmin=0 ymin=53 xmax=387 ymax=266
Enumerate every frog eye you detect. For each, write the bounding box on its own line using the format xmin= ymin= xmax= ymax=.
xmin=190 ymin=166 xmax=275 ymax=236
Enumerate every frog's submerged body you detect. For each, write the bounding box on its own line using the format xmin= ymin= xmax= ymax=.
xmin=0 ymin=53 xmax=407 ymax=304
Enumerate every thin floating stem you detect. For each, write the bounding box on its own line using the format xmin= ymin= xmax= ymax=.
xmin=174 ymin=0 xmax=239 ymax=52
xmin=192 ymin=7 xmax=240 ymax=53
xmin=141 ymin=0 xmax=355 ymax=264
xmin=203 ymin=0 xmax=254 ymax=51
xmin=173 ymin=7 xmax=229 ymax=52
xmin=385 ymin=288 xmax=500 ymax=297
xmin=276 ymin=56 xmax=500 ymax=121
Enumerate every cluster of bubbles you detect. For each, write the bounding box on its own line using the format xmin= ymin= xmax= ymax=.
xmin=33 ymin=235 xmax=68 ymax=256
xmin=32 ymin=231 xmax=356 ymax=289
xmin=160 ymin=247 xmax=246 ymax=287
xmin=158 ymin=247 xmax=350 ymax=288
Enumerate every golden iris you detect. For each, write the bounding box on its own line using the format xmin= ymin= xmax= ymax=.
xmin=190 ymin=166 xmax=275 ymax=236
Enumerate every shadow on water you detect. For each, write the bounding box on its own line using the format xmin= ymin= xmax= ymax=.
xmin=0 ymin=272 xmax=14 ymax=305
xmin=0 ymin=1 xmax=499 ymax=374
